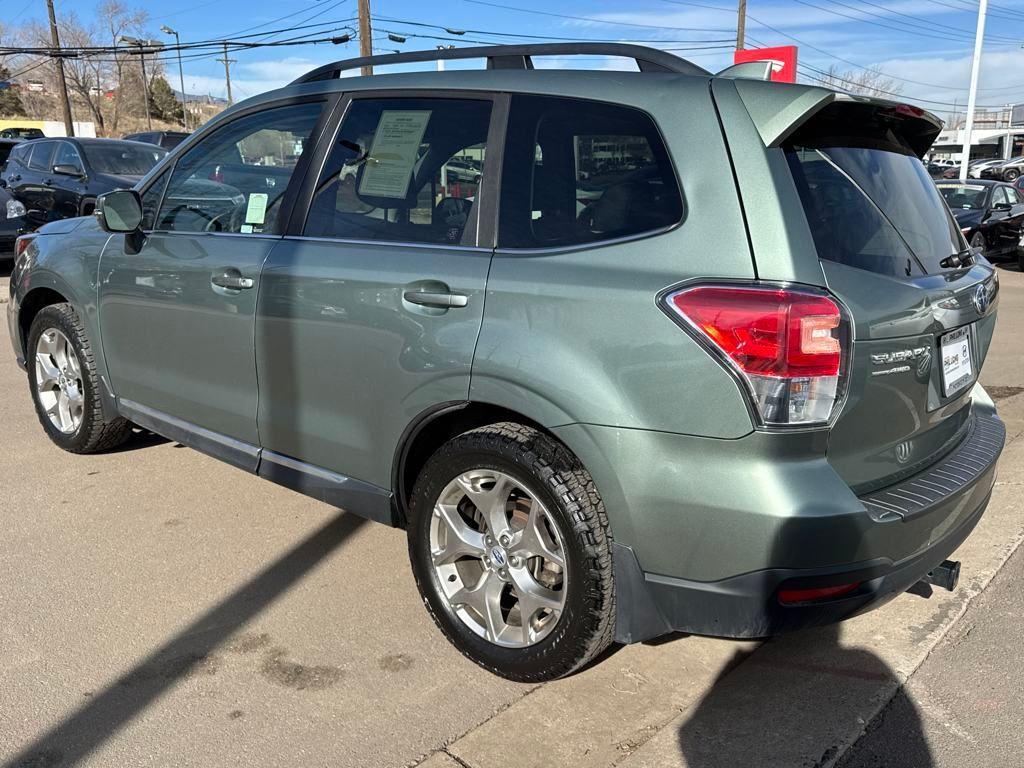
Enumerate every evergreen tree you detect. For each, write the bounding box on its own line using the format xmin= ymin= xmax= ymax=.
xmin=148 ymin=75 xmax=183 ymax=123
xmin=0 ymin=66 xmax=26 ymax=117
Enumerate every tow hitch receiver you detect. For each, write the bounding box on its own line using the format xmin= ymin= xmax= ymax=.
xmin=920 ymin=560 xmax=961 ymax=592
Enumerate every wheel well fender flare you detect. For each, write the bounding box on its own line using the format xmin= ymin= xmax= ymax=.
xmin=390 ymin=400 xmax=570 ymax=528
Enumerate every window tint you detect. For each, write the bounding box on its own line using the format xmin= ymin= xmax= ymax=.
xmin=498 ymin=95 xmax=683 ymax=249
xmin=305 ymin=97 xmax=491 ymax=246
xmin=154 ymin=101 xmax=323 ymax=234
xmin=787 ymin=148 xmax=924 ymax=278
xmin=53 ymin=142 xmax=83 ymax=170
xmin=82 ymin=143 xmax=165 ymax=175
xmin=10 ymin=143 xmax=29 ymax=164
xmin=28 ymin=141 xmax=55 ymax=171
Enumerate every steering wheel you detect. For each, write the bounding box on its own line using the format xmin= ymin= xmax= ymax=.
xmin=204 ymin=200 xmax=248 ymax=233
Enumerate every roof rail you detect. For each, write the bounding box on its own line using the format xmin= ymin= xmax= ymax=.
xmin=291 ymin=43 xmax=710 ymax=84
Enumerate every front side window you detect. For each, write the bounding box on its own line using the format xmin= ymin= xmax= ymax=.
xmin=53 ymin=142 xmax=83 ymax=170
xmin=153 ymin=101 xmax=323 ymax=235
xmin=499 ymin=95 xmax=683 ymax=249
xmin=304 ymin=97 xmax=492 ymax=246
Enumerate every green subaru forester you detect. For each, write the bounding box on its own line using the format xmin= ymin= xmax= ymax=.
xmin=7 ymin=44 xmax=1005 ymax=681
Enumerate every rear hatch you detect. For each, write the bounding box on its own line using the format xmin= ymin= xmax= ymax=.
xmin=783 ymin=100 xmax=999 ymax=492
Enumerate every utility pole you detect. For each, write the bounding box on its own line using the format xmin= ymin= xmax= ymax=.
xmin=217 ymin=42 xmax=235 ymax=105
xmin=161 ymin=25 xmax=189 ymax=130
xmin=736 ymin=0 xmax=747 ymax=50
xmin=960 ymin=0 xmax=988 ymax=181
xmin=46 ymin=0 xmax=75 ymax=137
xmin=358 ymin=0 xmax=373 ymax=76
xmin=120 ymin=36 xmax=155 ymax=130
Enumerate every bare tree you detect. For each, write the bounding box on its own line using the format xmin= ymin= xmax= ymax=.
xmin=98 ymin=1 xmax=149 ymax=135
xmin=816 ymin=65 xmax=902 ymax=98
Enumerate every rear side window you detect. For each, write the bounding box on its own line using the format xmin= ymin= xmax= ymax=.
xmin=499 ymin=95 xmax=683 ymax=249
xmin=785 ymin=103 xmax=962 ymax=276
xmin=304 ymin=97 xmax=492 ymax=246
xmin=28 ymin=141 xmax=55 ymax=171
xmin=10 ymin=144 xmax=29 ymax=165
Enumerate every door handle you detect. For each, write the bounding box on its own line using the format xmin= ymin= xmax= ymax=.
xmin=43 ymin=178 xmax=53 ymax=185
xmin=403 ymin=289 xmax=469 ymax=308
xmin=211 ymin=270 xmax=254 ymax=290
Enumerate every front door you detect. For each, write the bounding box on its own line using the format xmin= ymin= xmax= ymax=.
xmin=256 ymin=93 xmax=501 ymax=489
xmin=98 ymin=100 xmax=327 ymax=461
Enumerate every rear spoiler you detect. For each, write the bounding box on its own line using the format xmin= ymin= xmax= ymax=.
xmin=730 ymin=78 xmax=943 ymax=158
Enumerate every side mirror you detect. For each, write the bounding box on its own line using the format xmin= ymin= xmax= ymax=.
xmin=95 ymin=189 xmax=143 ymax=233
xmin=53 ymin=164 xmax=84 ymax=177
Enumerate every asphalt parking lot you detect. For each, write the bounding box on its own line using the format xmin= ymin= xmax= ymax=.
xmin=2 ymin=262 xmax=1023 ymax=768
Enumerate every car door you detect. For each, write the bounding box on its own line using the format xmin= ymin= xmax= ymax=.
xmin=255 ymin=92 xmax=502 ymax=498
xmin=1002 ymin=185 xmax=1024 ymax=250
xmin=987 ymin=185 xmax=1018 ymax=255
xmin=49 ymin=140 xmax=89 ymax=219
xmin=97 ymin=98 xmax=330 ymax=468
xmin=15 ymin=140 xmax=55 ymax=225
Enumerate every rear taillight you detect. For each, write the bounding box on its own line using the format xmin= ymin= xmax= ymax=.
xmin=14 ymin=234 xmax=34 ymax=259
xmin=663 ymin=284 xmax=848 ymax=427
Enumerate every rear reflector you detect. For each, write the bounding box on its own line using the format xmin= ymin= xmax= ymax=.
xmin=778 ymin=581 xmax=862 ymax=605
xmin=663 ymin=284 xmax=847 ymax=426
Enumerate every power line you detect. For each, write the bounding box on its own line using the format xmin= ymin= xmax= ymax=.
xmin=789 ymin=0 xmax=1019 ymax=44
xmin=461 ymin=0 xmax=733 ymax=33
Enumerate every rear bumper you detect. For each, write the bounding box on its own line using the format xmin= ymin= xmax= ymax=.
xmin=556 ymin=398 xmax=1005 ymax=645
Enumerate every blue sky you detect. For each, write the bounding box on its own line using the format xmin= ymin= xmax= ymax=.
xmin=13 ymin=0 xmax=1024 ymax=118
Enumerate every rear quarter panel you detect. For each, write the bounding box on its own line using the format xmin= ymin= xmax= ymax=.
xmin=472 ymin=78 xmax=758 ymax=438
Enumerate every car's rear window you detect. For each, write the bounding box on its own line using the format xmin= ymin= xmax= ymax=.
xmin=785 ymin=105 xmax=962 ymax=276
xmin=83 ymin=143 xmax=166 ymax=175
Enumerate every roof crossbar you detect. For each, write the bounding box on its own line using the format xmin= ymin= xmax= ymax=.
xmin=291 ymin=43 xmax=710 ymax=84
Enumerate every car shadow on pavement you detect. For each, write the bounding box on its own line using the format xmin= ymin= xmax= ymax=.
xmin=675 ymin=622 xmax=935 ymax=768
xmin=3 ymin=511 xmax=365 ymax=768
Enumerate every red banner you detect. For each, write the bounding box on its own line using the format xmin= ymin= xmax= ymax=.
xmin=733 ymin=45 xmax=798 ymax=83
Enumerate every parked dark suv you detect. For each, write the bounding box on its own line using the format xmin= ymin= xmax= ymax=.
xmin=122 ymin=130 xmax=190 ymax=150
xmin=3 ymin=137 xmax=165 ymax=224
xmin=7 ymin=44 xmax=1004 ymax=681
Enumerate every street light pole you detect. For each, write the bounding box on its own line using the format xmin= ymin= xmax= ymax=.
xmin=161 ymin=25 xmax=189 ymax=131
xmin=960 ymin=0 xmax=988 ymax=181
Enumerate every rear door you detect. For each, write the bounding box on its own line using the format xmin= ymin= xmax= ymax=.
xmin=782 ymin=101 xmax=998 ymax=492
xmin=255 ymin=92 xmax=501 ymax=491
xmin=16 ymin=140 xmax=55 ymax=224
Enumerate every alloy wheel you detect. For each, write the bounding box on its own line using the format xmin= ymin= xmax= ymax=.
xmin=429 ymin=469 xmax=568 ymax=648
xmin=35 ymin=328 xmax=84 ymax=434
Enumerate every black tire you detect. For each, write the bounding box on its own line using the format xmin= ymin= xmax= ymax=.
xmin=27 ymin=303 xmax=133 ymax=453
xmin=970 ymin=231 xmax=987 ymax=255
xmin=407 ymin=422 xmax=615 ymax=681
xmin=1005 ymin=168 xmax=1020 ymax=182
